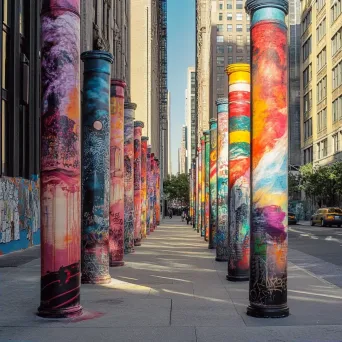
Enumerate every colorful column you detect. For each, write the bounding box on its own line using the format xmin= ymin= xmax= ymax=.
xmin=134 ymin=121 xmax=144 ymax=246
xmin=216 ymin=98 xmax=229 ymax=262
xmin=38 ymin=0 xmax=82 ymax=318
xmin=146 ymin=145 xmax=152 ymax=235
xmin=150 ymin=153 xmax=156 ymax=232
xmin=226 ymin=64 xmax=251 ymax=281
xmin=124 ymin=103 xmax=136 ymax=254
xmin=204 ymin=131 xmax=210 ymax=242
xmin=200 ymin=136 xmax=206 ymax=237
xmin=195 ymin=156 xmax=199 ymax=230
xmin=155 ymin=158 xmax=161 ymax=226
xmin=141 ymin=136 xmax=149 ymax=238
xmin=246 ymin=0 xmax=289 ymax=318
xmin=109 ymin=79 xmax=126 ymax=267
xmin=81 ymin=50 xmax=113 ymax=284
xmin=209 ymin=119 xmax=218 ymax=249
xmin=197 ymin=147 xmax=202 ymax=234
xmin=192 ymin=159 xmax=197 ymax=229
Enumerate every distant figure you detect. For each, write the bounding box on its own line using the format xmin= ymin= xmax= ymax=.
xmin=168 ymin=208 xmax=173 ymax=219
xmin=181 ymin=210 xmax=186 ymax=222
xmin=186 ymin=213 xmax=191 ymax=225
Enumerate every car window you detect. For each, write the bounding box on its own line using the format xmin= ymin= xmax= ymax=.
xmin=329 ymin=208 xmax=342 ymax=213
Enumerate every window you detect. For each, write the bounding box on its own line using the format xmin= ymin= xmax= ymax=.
xmin=303 ymin=64 xmax=312 ymax=88
xmin=217 ymin=35 xmax=224 ymax=43
xmin=236 ymin=35 xmax=243 ymax=45
xmin=317 ymin=108 xmax=327 ymax=132
xmin=227 ymin=1 xmax=233 ymax=9
xmin=302 ymin=9 xmax=312 ymax=34
xmin=304 ymin=91 xmax=312 ymax=113
xmin=217 ymin=24 xmax=223 ymax=32
xmin=332 ymin=61 xmax=342 ymax=89
xmin=236 ymin=13 xmax=243 ymax=20
xmin=322 ymin=139 xmax=328 ymax=157
xmin=219 ymin=13 xmax=223 ymax=21
xmin=227 ymin=24 xmax=233 ymax=32
xmin=316 ymin=18 xmax=326 ymax=42
xmin=217 ymin=56 xmax=225 ymax=66
xmin=236 ymin=56 xmax=244 ymax=62
xmin=332 ymin=28 xmax=342 ymax=56
xmin=304 ymin=146 xmax=313 ymax=164
xmin=331 ymin=0 xmax=342 ymax=23
xmin=217 ymin=45 xmax=224 ymax=54
xmin=317 ymin=48 xmax=326 ymax=71
xmin=217 ymin=74 xmax=225 ymax=84
xmin=303 ymin=36 xmax=312 ymax=61
xmin=246 ymin=24 xmax=250 ymax=32
xmin=247 ymin=14 xmax=250 ymax=21
xmin=236 ymin=24 xmax=243 ymax=32
xmin=247 ymin=35 xmax=250 ymax=44
xmin=236 ymin=0 xmax=243 ymax=9
xmin=317 ymin=76 xmax=327 ymax=103
xmin=228 ymin=35 xmax=233 ymax=43
xmin=228 ymin=56 xmax=233 ymax=64
xmin=228 ymin=45 xmax=233 ymax=53
xmin=332 ymin=95 xmax=342 ymax=122
xmin=219 ymin=1 xmax=223 ymax=10
xmin=304 ymin=118 xmax=312 ymax=139
xmin=217 ymin=66 xmax=225 ymax=73
xmin=316 ymin=0 xmax=326 ymax=12
xmin=333 ymin=132 xmax=340 ymax=152
xmin=227 ymin=13 xmax=233 ymax=20
xmin=236 ymin=47 xmax=244 ymax=53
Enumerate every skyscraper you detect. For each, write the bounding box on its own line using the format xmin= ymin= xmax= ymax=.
xmin=186 ymin=67 xmax=196 ymax=171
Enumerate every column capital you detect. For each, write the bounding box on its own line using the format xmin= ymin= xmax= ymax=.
xmin=245 ymin=0 xmax=288 ymax=15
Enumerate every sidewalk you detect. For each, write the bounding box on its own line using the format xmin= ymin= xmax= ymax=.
xmin=1 ymin=219 xmax=342 ymax=342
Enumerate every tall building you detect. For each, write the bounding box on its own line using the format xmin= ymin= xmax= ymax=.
xmin=300 ymin=0 xmax=342 ymax=166
xmin=166 ymin=91 xmax=171 ymax=175
xmin=186 ymin=67 xmax=196 ymax=171
xmin=178 ymin=125 xmax=187 ymax=174
xmin=210 ymin=0 xmax=250 ymax=117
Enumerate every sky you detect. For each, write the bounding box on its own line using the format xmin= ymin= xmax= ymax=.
xmin=167 ymin=0 xmax=196 ymax=175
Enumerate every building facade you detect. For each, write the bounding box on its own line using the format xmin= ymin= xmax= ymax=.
xmin=178 ymin=125 xmax=187 ymax=174
xmin=186 ymin=67 xmax=196 ymax=171
xmin=300 ymin=0 xmax=342 ymax=166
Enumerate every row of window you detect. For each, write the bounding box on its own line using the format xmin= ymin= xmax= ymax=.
xmin=216 ymin=55 xmax=249 ymax=70
xmin=217 ymin=24 xmax=249 ymax=35
xmin=316 ymin=18 xmax=326 ymax=42
xmin=217 ymin=45 xmax=250 ymax=55
xmin=305 ymin=132 xmax=342 ymax=161
xmin=331 ymin=0 xmax=342 ymax=24
xmin=218 ymin=0 xmax=244 ymax=11
xmin=219 ymin=12 xmax=249 ymax=21
xmin=303 ymin=77 xmax=327 ymax=112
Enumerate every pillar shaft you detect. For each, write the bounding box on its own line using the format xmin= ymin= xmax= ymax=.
xmin=155 ymin=159 xmax=161 ymax=226
xmin=197 ymin=147 xmax=202 ymax=234
xmin=134 ymin=121 xmax=144 ymax=246
xmin=150 ymin=154 xmax=157 ymax=232
xmin=146 ymin=145 xmax=152 ymax=234
xmin=195 ymin=156 xmax=199 ymax=231
xmin=141 ymin=137 xmax=149 ymax=238
xmin=216 ymin=98 xmax=229 ymax=262
xmin=192 ymin=159 xmax=197 ymax=229
xmin=81 ymin=50 xmax=113 ymax=284
xmin=204 ymin=131 xmax=210 ymax=242
xmin=226 ymin=64 xmax=251 ymax=282
xmin=38 ymin=0 xmax=82 ymax=318
xmin=109 ymin=79 xmax=126 ymax=267
xmin=200 ymin=136 xmax=206 ymax=237
xmin=246 ymin=0 xmax=289 ymax=318
xmin=209 ymin=119 xmax=218 ymax=249
xmin=124 ymin=103 xmax=136 ymax=253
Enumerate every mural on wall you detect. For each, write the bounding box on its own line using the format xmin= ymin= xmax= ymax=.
xmin=109 ymin=79 xmax=126 ymax=267
xmin=216 ymin=98 xmax=229 ymax=262
xmin=140 ymin=137 xmax=148 ymax=238
xmin=39 ymin=0 xmax=82 ymax=318
xmin=201 ymin=136 xmax=205 ymax=237
xmin=81 ymin=51 xmax=113 ymax=284
xmin=209 ymin=119 xmax=217 ymax=249
xmin=246 ymin=0 xmax=289 ymax=318
xmin=204 ymin=131 xmax=210 ymax=242
xmin=146 ymin=145 xmax=152 ymax=234
xmin=124 ymin=103 xmax=136 ymax=253
xmin=227 ymin=64 xmax=251 ymax=282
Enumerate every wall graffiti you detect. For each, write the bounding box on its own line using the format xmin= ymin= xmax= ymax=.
xmin=209 ymin=119 xmax=217 ymax=249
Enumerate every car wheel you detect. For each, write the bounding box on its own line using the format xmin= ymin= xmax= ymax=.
xmin=321 ymin=219 xmax=326 ymax=227
xmin=311 ymin=220 xmax=315 ymax=226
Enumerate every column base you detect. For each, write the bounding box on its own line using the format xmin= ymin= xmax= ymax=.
xmin=226 ymin=275 xmax=249 ymax=282
xmin=215 ymin=257 xmax=228 ymax=262
xmin=134 ymin=239 xmax=142 ymax=246
xmin=247 ymin=304 xmax=289 ymax=318
xmin=37 ymin=304 xmax=83 ymax=319
xmin=110 ymin=260 xmax=125 ymax=267
xmin=81 ymin=274 xmax=112 ymax=284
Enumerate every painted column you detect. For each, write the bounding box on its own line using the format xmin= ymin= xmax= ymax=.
xmin=155 ymin=158 xmax=161 ymax=226
xmin=81 ymin=51 xmax=113 ymax=284
xmin=204 ymin=131 xmax=210 ymax=242
xmin=146 ymin=145 xmax=152 ymax=235
xmin=134 ymin=121 xmax=144 ymax=246
xmin=246 ymin=0 xmax=289 ymax=318
xmin=141 ymin=137 xmax=149 ymax=238
xmin=124 ymin=103 xmax=136 ymax=254
xmin=109 ymin=79 xmax=126 ymax=267
xmin=197 ymin=147 xmax=202 ymax=234
xmin=150 ymin=154 xmax=156 ymax=232
xmin=194 ymin=156 xmax=199 ymax=231
xmin=216 ymin=98 xmax=229 ymax=262
xmin=200 ymin=136 xmax=206 ymax=237
xmin=38 ymin=0 xmax=82 ymax=318
xmin=209 ymin=119 xmax=218 ymax=249
xmin=226 ymin=64 xmax=251 ymax=281
xmin=192 ymin=159 xmax=197 ymax=229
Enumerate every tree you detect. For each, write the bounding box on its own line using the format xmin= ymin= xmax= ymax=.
xmin=163 ymin=173 xmax=189 ymax=206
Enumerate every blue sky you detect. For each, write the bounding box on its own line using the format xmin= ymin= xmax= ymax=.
xmin=167 ymin=0 xmax=195 ymax=174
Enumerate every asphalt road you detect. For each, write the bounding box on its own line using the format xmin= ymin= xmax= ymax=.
xmin=289 ymin=224 xmax=342 ymax=267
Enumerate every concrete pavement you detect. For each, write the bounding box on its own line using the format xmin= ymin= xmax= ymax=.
xmin=1 ymin=219 xmax=342 ymax=341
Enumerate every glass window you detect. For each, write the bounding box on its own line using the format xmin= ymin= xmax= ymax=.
xmin=217 ymin=24 xmax=223 ymax=32
xmin=227 ymin=1 xmax=233 ymax=9
xmin=302 ymin=9 xmax=312 ymax=34
xmin=227 ymin=13 xmax=233 ymax=20
xmin=217 ymin=35 xmax=224 ymax=43
xmin=332 ymin=61 xmax=342 ymax=90
xmin=228 ymin=45 xmax=233 ymax=53
xmin=236 ymin=13 xmax=243 ymax=20
xmin=217 ymin=56 xmax=225 ymax=66
xmin=228 ymin=56 xmax=233 ymax=64
xmin=303 ymin=64 xmax=312 ymax=88
xmin=317 ymin=48 xmax=326 ymax=71
xmin=304 ymin=91 xmax=312 ymax=113
xmin=227 ymin=24 xmax=233 ymax=32
xmin=236 ymin=0 xmax=243 ymax=9
xmin=236 ymin=56 xmax=244 ymax=62
xmin=304 ymin=118 xmax=312 ymax=139
xmin=332 ymin=95 xmax=342 ymax=122
xmin=219 ymin=2 xmax=223 ymax=10
xmin=333 ymin=132 xmax=340 ymax=152
xmin=316 ymin=76 xmax=327 ymax=103
xmin=332 ymin=28 xmax=342 ymax=56
xmin=247 ymin=14 xmax=250 ymax=21
xmin=317 ymin=108 xmax=327 ymax=132
xmin=304 ymin=146 xmax=313 ymax=164
xmin=228 ymin=35 xmax=233 ymax=43
xmin=331 ymin=0 xmax=342 ymax=23
xmin=236 ymin=35 xmax=243 ymax=45
xmin=303 ymin=36 xmax=312 ymax=61
xmin=316 ymin=0 xmax=326 ymax=12
xmin=236 ymin=24 xmax=243 ymax=32
xmin=316 ymin=17 xmax=326 ymax=42
xmin=217 ymin=45 xmax=225 ymax=54
xmin=219 ymin=13 xmax=223 ymax=21
xmin=217 ymin=74 xmax=225 ymax=84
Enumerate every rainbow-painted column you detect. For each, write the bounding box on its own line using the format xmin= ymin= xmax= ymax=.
xmin=189 ymin=166 xmax=193 ymax=224
xmin=38 ymin=0 xmax=82 ymax=318
xmin=155 ymin=158 xmax=161 ymax=226
xmin=141 ymin=137 xmax=149 ymax=238
xmin=200 ymin=136 xmax=206 ymax=237
xmin=246 ymin=0 xmax=289 ymax=318
xmin=194 ymin=156 xmax=199 ymax=230
xmin=151 ymin=154 xmax=157 ymax=232
xmin=109 ymin=79 xmax=126 ymax=267
xmin=192 ymin=159 xmax=197 ymax=228
xmin=146 ymin=145 xmax=152 ymax=234
xmin=197 ymin=147 xmax=202 ymax=234
xmin=80 ymin=51 xmax=113 ymax=284
xmin=226 ymin=64 xmax=251 ymax=281
xmin=204 ymin=131 xmax=210 ymax=242
xmin=124 ymin=103 xmax=136 ymax=254
xmin=216 ymin=98 xmax=229 ymax=262
xmin=209 ymin=119 xmax=218 ymax=249
xmin=134 ymin=121 xmax=144 ymax=246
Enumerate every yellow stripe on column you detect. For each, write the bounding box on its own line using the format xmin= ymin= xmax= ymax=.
xmin=229 ymin=131 xmax=250 ymax=144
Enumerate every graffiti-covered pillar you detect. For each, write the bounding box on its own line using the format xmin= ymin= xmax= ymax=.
xmin=109 ymin=79 xmax=126 ymax=267
xmin=192 ymin=159 xmax=197 ymax=229
xmin=150 ymin=153 xmax=156 ymax=232
xmin=209 ymin=119 xmax=218 ymax=249
xmin=197 ymin=147 xmax=202 ymax=234
xmin=81 ymin=50 xmax=113 ymax=284
xmin=146 ymin=145 xmax=152 ymax=235
xmin=204 ymin=131 xmax=210 ymax=242
xmin=155 ymin=158 xmax=161 ymax=226
xmin=226 ymin=64 xmax=251 ymax=281
xmin=124 ymin=103 xmax=136 ymax=254
xmin=133 ymin=121 xmax=144 ymax=246
xmin=200 ymin=136 xmax=206 ymax=237
xmin=245 ymin=0 xmax=289 ymax=318
xmin=141 ymin=137 xmax=149 ymax=238
xmin=216 ymin=98 xmax=229 ymax=262
xmin=38 ymin=0 xmax=82 ymax=318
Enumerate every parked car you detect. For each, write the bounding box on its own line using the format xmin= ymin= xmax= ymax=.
xmin=288 ymin=212 xmax=297 ymax=225
xmin=311 ymin=207 xmax=342 ymax=227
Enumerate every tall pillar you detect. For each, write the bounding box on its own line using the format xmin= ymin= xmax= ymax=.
xmin=200 ymin=136 xmax=206 ymax=237
xmin=146 ymin=145 xmax=152 ymax=235
xmin=197 ymin=147 xmax=202 ymax=234
xmin=246 ymin=0 xmax=289 ymax=318
xmin=38 ymin=0 xmax=82 ymax=318
xmin=124 ymin=103 xmax=136 ymax=254
xmin=209 ymin=119 xmax=218 ymax=249
xmin=226 ymin=64 xmax=251 ymax=281
xmin=134 ymin=121 xmax=144 ymax=246
xmin=109 ymin=79 xmax=126 ymax=267
xmin=195 ymin=156 xmax=199 ymax=231
xmin=204 ymin=131 xmax=210 ymax=242
xmin=192 ymin=159 xmax=197 ymax=229
xmin=150 ymin=153 xmax=156 ymax=232
xmin=81 ymin=50 xmax=113 ymax=284
xmin=141 ymin=137 xmax=149 ymax=238
xmin=216 ymin=98 xmax=229 ymax=262
xmin=155 ymin=158 xmax=161 ymax=226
